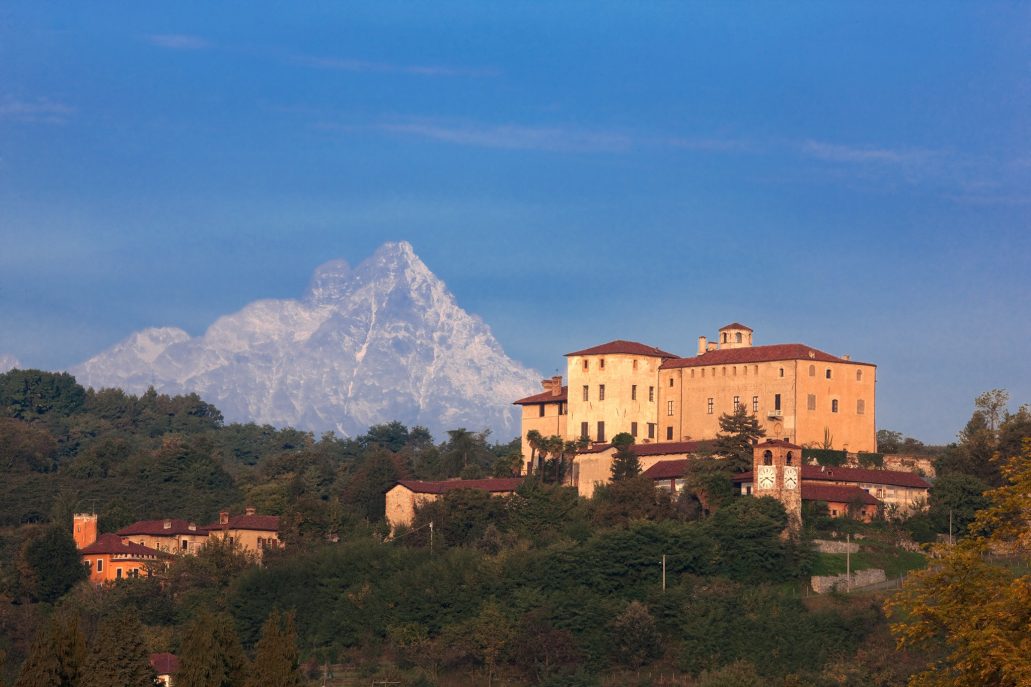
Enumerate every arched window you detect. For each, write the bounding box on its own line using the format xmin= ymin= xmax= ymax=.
xmin=735 ymin=332 xmax=742 ymax=343
xmin=722 ymin=333 xmax=728 ymax=343
xmin=763 ymin=451 xmax=773 ymax=466
xmin=786 ymin=452 xmax=793 ymax=465
xmin=856 ymin=369 xmax=863 ymax=381
xmin=809 ymin=364 xmax=815 ymax=377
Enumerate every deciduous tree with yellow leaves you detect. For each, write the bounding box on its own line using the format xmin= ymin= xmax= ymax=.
xmin=886 ymin=439 xmax=1031 ymax=687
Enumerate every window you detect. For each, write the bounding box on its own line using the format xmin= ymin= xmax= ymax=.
xmin=666 ymin=427 xmax=674 ymax=440
xmin=669 ymin=377 xmax=674 ymax=387
xmin=116 ymin=568 xmax=123 ymax=579
xmin=97 ymin=559 xmax=103 ymax=572
xmin=181 ymin=540 xmax=189 ymax=550
xmin=583 ymin=359 xmax=589 ymax=370
xmin=597 ymin=422 xmax=606 ymax=443
xmin=631 ymin=422 xmax=638 ymax=437
xmin=631 ymin=384 xmax=637 ymax=400
xmin=857 ymin=399 xmax=865 ymax=415
xmin=582 ymin=385 xmax=589 ymax=401
xmin=807 ymin=394 xmax=816 ymax=411
xmin=701 ymin=368 xmax=705 ymax=378
xmin=707 ymin=398 xmax=714 ymax=414
xmin=648 ymin=386 xmax=654 ymax=402
xmin=857 ymin=369 xmax=863 ymax=381
xmin=809 ymin=364 xmax=815 ymax=377
xmin=774 ymin=394 xmax=781 ymax=411
xmin=754 ymin=365 xmax=759 ymax=375
xmin=580 ymin=422 xmax=589 ymax=440
xmin=752 ymin=396 xmax=759 ymax=413
xmin=786 ymin=452 xmax=793 ymax=465
xmin=736 ymin=332 xmax=742 ymax=343
xmin=763 ymin=450 xmax=773 ymax=466
xmin=667 ymin=400 xmax=674 ymax=416
xmin=559 ymin=402 xmax=566 ymax=415
xmin=733 ymin=395 xmax=740 ymax=411
xmin=632 ymin=359 xmax=638 ymax=370
xmin=826 ymin=368 xmax=832 ymax=379
xmin=599 ymin=384 xmax=605 ymax=401
xmin=600 ymin=358 xmax=605 ymax=369
xmin=743 ymin=366 xmax=748 ymax=376
xmin=722 ymin=366 xmax=727 ymax=376
xmin=648 ymin=423 xmax=655 ymax=439
xmin=691 ymin=369 xmax=695 ymax=378
xmin=831 ymin=399 xmax=839 ymax=413
xmin=779 ymin=367 xmax=785 ymax=378
xmin=539 ymin=403 xmax=546 ymax=417
xmin=722 ymin=332 xmax=728 ymax=343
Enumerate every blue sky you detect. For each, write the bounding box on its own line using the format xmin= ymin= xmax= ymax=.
xmin=1 ymin=2 xmax=1029 ymax=443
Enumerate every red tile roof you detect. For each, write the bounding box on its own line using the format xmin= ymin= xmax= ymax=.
xmin=395 ymin=478 xmax=525 ymax=495
xmin=660 ymin=343 xmax=872 ymax=369
xmin=78 ymin=533 xmax=169 ymax=558
xmin=149 ymin=653 xmax=180 ymax=675
xmin=513 ymin=386 xmax=568 ymax=405
xmin=579 ymin=440 xmax=708 ymax=456
xmin=117 ymin=519 xmax=207 ymax=537
xmin=565 ymin=340 xmax=678 ymax=358
xmin=733 ymin=465 xmax=931 ymax=489
xmin=719 ymin=323 xmax=753 ymax=331
xmin=757 ymin=439 xmax=803 ymax=450
xmin=642 ymin=459 xmax=692 ymax=480
xmin=802 ymin=484 xmax=881 ymax=505
xmin=202 ymin=514 xmax=280 ymax=532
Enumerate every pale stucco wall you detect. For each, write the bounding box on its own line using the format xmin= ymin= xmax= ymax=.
xmin=572 ymin=449 xmax=697 ymax=498
xmin=123 ymin=532 xmax=208 ymax=554
xmin=566 ymin=353 xmax=662 ymax=446
xmin=518 ymin=400 xmax=567 ymax=471
xmin=385 ymin=485 xmax=441 ymax=530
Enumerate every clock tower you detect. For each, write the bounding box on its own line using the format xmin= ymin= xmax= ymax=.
xmin=752 ymin=439 xmax=802 ymax=533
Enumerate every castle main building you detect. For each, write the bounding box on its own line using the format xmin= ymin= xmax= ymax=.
xmin=514 ymin=323 xmax=877 ymax=466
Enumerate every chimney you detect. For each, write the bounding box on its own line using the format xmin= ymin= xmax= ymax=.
xmin=244 ymin=506 xmax=256 ymax=516
xmin=842 ymin=354 xmax=851 ymax=361
xmin=550 ymin=375 xmax=562 ymax=395
xmin=219 ymin=510 xmax=230 ymax=525
xmin=188 ymin=523 xmax=196 ymax=532
xmin=72 ymin=512 xmax=98 ymax=550
xmin=163 ymin=519 xmax=172 ymax=530
xmin=697 ymin=336 xmax=707 ymax=355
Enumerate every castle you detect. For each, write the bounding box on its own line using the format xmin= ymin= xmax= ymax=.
xmin=514 ymin=323 xmax=878 ymax=487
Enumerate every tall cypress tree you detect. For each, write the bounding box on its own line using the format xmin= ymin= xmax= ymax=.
xmin=714 ymin=405 xmax=766 ymax=471
xmin=609 ymin=433 xmax=640 ymax=481
xmin=80 ymin=609 xmax=155 ymax=687
xmin=244 ymin=610 xmax=303 ymax=687
xmin=176 ymin=611 xmax=247 ymax=687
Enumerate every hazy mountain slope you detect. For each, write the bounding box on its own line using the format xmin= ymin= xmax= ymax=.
xmin=72 ymin=242 xmax=540 ymax=439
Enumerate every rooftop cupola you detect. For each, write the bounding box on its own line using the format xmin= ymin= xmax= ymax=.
xmin=718 ymin=323 xmax=753 ymax=349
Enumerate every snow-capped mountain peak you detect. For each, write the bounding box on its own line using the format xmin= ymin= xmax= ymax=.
xmin=71 ymin=243 xmax=540 ymax=439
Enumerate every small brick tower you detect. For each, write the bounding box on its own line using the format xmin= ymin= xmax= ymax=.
xmin=73 ymin=512 xmax=98 ymax=550
xmin=752 ymin=439 xmax=803 ymax=533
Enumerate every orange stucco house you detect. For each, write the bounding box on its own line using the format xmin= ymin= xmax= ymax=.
xmin=78 ymin=533 xmax=170 ymax=584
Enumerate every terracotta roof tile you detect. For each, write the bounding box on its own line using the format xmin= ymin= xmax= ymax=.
xmin=565 ymin=340 xmax=678 ymax=358
xmin=719 ymin=323 xmax=753 ymax=331
xmin=78 ymin=533 xmax=169 ymax=558
xmin=394 ymin=478 xmax=525 ymax=495
xmin=642 ymin=459 xmax=692 ymax=480
xmin=117 ymin=519 xmax=206 ymax=537
xmin=660 ymin=343 xmax=872 ymax=369
xmin=149 ymin=653 xmax=179 ymax=675
xmin=201 ymin=514 xmax=280 ymax=532
xmin=802 ymin=484 xmax=881 ymax=505
xmin=513 ymin=386 xmax=568 ymax=405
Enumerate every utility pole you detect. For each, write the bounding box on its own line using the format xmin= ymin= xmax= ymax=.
xmin=661 ymin=555 xmax=666 ymax=592
xmin=429 ymin=520 xmax=434 ymax=555
xmin=846 ymin=533 xmax=851 ymax=593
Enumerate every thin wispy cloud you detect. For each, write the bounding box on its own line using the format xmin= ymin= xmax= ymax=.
xmin=368 ymin=119 xmax=632 ymax=152
xmin=291 ymin=54 xmax=498 ymax=78
xmin=0 ymin=98 xmax=75 ymax=124
xmin=664 ymin=136 xmax=756 ymax=153
xmin=147 ymin=34 xmax=210 ymax=50
xmin=800 ymin=139 xmax=933 ymax=165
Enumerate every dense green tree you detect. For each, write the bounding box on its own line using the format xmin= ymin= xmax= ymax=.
xmin=18 ymin=526 xmax=87 ymax=603
xmin=411 ymin=489 xmax=507 ymax=548
xmin=176 ymin=610 xmax=247 ymax=687
xmin=244 ymin=610 xmax=303 ymax=687
xmin=79 ymin=609 xmax=155 ymax=687
xmin=680 ymin=459 xmax=735 ymax=516
xmin=928 ymin=472 xmax=989 ymax=538
xmin=695 ymin=660 xmax=764 ymax=687
xmin=0 ymin=420 xmax=57 ymax=473
xmin=590 ymin=477 xmax=675 ymax=528
xmin=14 ymin=614 xmax=84 ymax=687
xmin=876 ymin=429 xmax=904 ymax=454
xmin=0 ymin=371 xmax=86 ymax=421
xmin=713 ymin=405 xmax=765 ymax=471
xmin=609 ymin=601 xmax=660 ymax=668
xmin=342 ymin=448 xmax=405 ymax=521
xmin=609 ymin=433 xmax=640 ymax=481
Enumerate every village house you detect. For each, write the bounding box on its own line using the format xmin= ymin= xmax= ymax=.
xmin=117 ymin=518 xmax=209 ymax=554
xmin=150 ymin=652 xmax=179 ymax=687
xmin=77 ymin=533 xmax=170 ymax=584
xmin=201 ymin=508 xmax=282 ymax=557
xmin=385 ymin=478 xmax=524 ymax=530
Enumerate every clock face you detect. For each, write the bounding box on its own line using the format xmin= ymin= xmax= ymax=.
xmin=784 ymin=466 xmax=798 ymax=490
xmin=757 ymin=465 xmax=775 ymax=490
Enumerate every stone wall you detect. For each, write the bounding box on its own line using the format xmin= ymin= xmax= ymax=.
xmin=811 ymin=568 xmax=886 ymax=593
xmin=813 ymin=539 xmax=860 ymax=554
xmin=882 ymin=454 xmax=936 ymax=478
